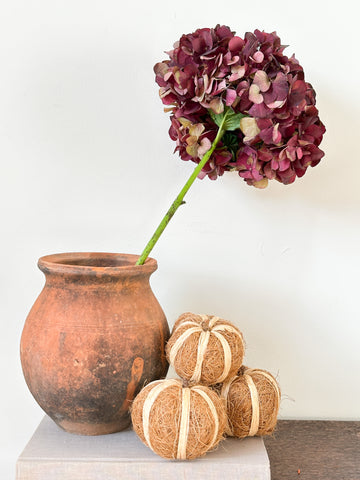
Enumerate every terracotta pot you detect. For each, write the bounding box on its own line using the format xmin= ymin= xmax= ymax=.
xmin=20 ymin=252 xmax=169 ymax=435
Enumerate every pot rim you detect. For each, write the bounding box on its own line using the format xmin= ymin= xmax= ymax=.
xmin=38 ymin=252 xmax=158 ymax=277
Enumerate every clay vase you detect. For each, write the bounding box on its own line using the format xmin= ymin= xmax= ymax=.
xmin=20 ymin=252 xmax=170 ymax=435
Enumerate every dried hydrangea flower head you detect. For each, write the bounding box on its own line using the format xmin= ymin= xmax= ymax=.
xmin=136 ymin=26 xmax=325 ymax=265
xmin=154 ymin=25 xmax=325 ymax=188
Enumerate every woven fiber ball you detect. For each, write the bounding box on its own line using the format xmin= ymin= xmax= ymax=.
xmin=166 ymin=313 xmax=245 ymax=386
xmin=219 ymin=366 xmax=281 ymax=438
xmin=131 ymin=378 xmax=227 ymax=460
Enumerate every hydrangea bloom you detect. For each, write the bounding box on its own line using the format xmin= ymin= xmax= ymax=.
xmin=154 ymin=26 xmax=325 ymax=188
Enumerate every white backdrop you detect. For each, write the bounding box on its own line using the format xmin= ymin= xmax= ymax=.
xmin=1 ymin=0 xmax=359 ymax=476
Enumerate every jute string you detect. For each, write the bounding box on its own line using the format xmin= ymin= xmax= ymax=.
xmin=142 ymin=379 xmax=181 ymax=451
xmin=244 ymin=373 xmax=260 ymax=436
xmin=192 ymin=386 xmax=219 ymax=450
xmin=142 ymin=380 xmax=220 ymax=459
xmin=190 ymin=329 xmax=211 ymax=383
xmin=170 ymin=314 xmax=244 ymax=383
xmin=169 ymin=327 xmax=200 ymax=367
xmin=245 ymin=368 xmax=281 ymax=400
xmin=177 ymin=387 xmax=191 ymax=459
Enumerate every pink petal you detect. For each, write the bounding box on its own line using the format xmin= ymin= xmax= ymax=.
xmin=209 ymin=97 xmax=224 ymax=114
xmin=205 ymin=77 xmax=215 ymax=94
xmin=164 ymin=71 xmax=173 ymax=81
xmin=278 ymin=159 xmax=290 ymax=171
xmin=174 ymin=85 xmax=187 ymax=95
xmin=271 ymin=158 xmax=279 ymax=170
xmin=212 ymin=79 xmax=227 ymax=95
xmin=249 ymin=84 xmax=263 ymax=104
xmin=198 ymin=137 xmax=212 ymax=157
xmin=252 ymin=51 xmax=264 ymax=63
xmin=226 ymin=88 xmax=237 ymax=106
xmin=229 ymin=65 xmax=246 ymax=82
xmin=266 ymin=99 xmax=286 ymax=109
xmin=229 ymin=36 xmax=244 ymax=52
xmin=154 ymin=62 xmax=169 ymax=76
xmin=227 ymin=55 xmax=240 ymax=65
xmin=189 ymin=123 xmax=205 ymax=138
xmin=253 ymin=70 xmax=270 ymax=92
xmin=240 ymin=117 xmax=260 ymax=142
xmin=272 ymin=123 xmax=282 ymax=143
xmin=197 ymin=170 xmax=207 ymax=180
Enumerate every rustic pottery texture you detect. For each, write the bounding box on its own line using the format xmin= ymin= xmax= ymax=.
xmin=20 ymin=252 xmax=169 ymax=435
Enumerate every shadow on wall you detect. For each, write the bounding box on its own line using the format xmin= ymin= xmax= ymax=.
xmin=162 ymin=267 xmax=344 ymax=378
xmin=224 ymin=90 xmax=360 ymax=212
xmin=163 ymin=269 xmax=310 ymax=365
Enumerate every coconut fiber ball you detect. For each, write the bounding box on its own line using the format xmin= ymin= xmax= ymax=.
xmin=220 ymin=366 xmax=281 ymax=438
xmin=166 ymin=313 xmax=245 ymax=386
xmin=131 ymin=378 xmax=227 ymax=460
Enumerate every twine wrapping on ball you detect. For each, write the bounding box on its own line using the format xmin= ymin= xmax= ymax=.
xmin=131 ymin=378 xmax=227 ymax=460
xmin=220 ymin=366 xmax=281 ymax=438
xmin=166 ymin=313 xmax=245 ymax=386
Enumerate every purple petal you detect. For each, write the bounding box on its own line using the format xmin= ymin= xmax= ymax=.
xmin=272 ymin=72 xmax=289 ymax=101
xmin=289 ymin=79 xmax=307 ymax=106
xmin=259 ymin=127 xmax=275 ymax=144
xmin=248 ymin=102 xmax=271 ymax=118
xmin=154 ymin=62 xmax=169 ymax=76
xmin=243 ymin=32 xmax=258 ymax=58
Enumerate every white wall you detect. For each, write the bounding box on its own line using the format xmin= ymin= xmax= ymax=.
xmin=1 ymin=0 xmax=359 ymax=476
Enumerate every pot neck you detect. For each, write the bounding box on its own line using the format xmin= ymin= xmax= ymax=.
xmin=38 ymin=252 xmax=157 ymax=285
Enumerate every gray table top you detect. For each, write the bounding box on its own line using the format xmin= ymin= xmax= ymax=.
xmin=16 ymin=416 xmax=270 ymax=479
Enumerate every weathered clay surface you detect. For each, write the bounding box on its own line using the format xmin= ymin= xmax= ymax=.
xmin=20 ymin=253 xmax=169 ymax=435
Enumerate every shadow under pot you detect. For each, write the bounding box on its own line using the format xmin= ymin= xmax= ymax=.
xmin=20 ymin=252 xmax=170 ymax=435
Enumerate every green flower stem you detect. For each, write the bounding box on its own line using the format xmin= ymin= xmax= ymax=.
xmin=136 ymin=111 xmax=229 ymax=266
